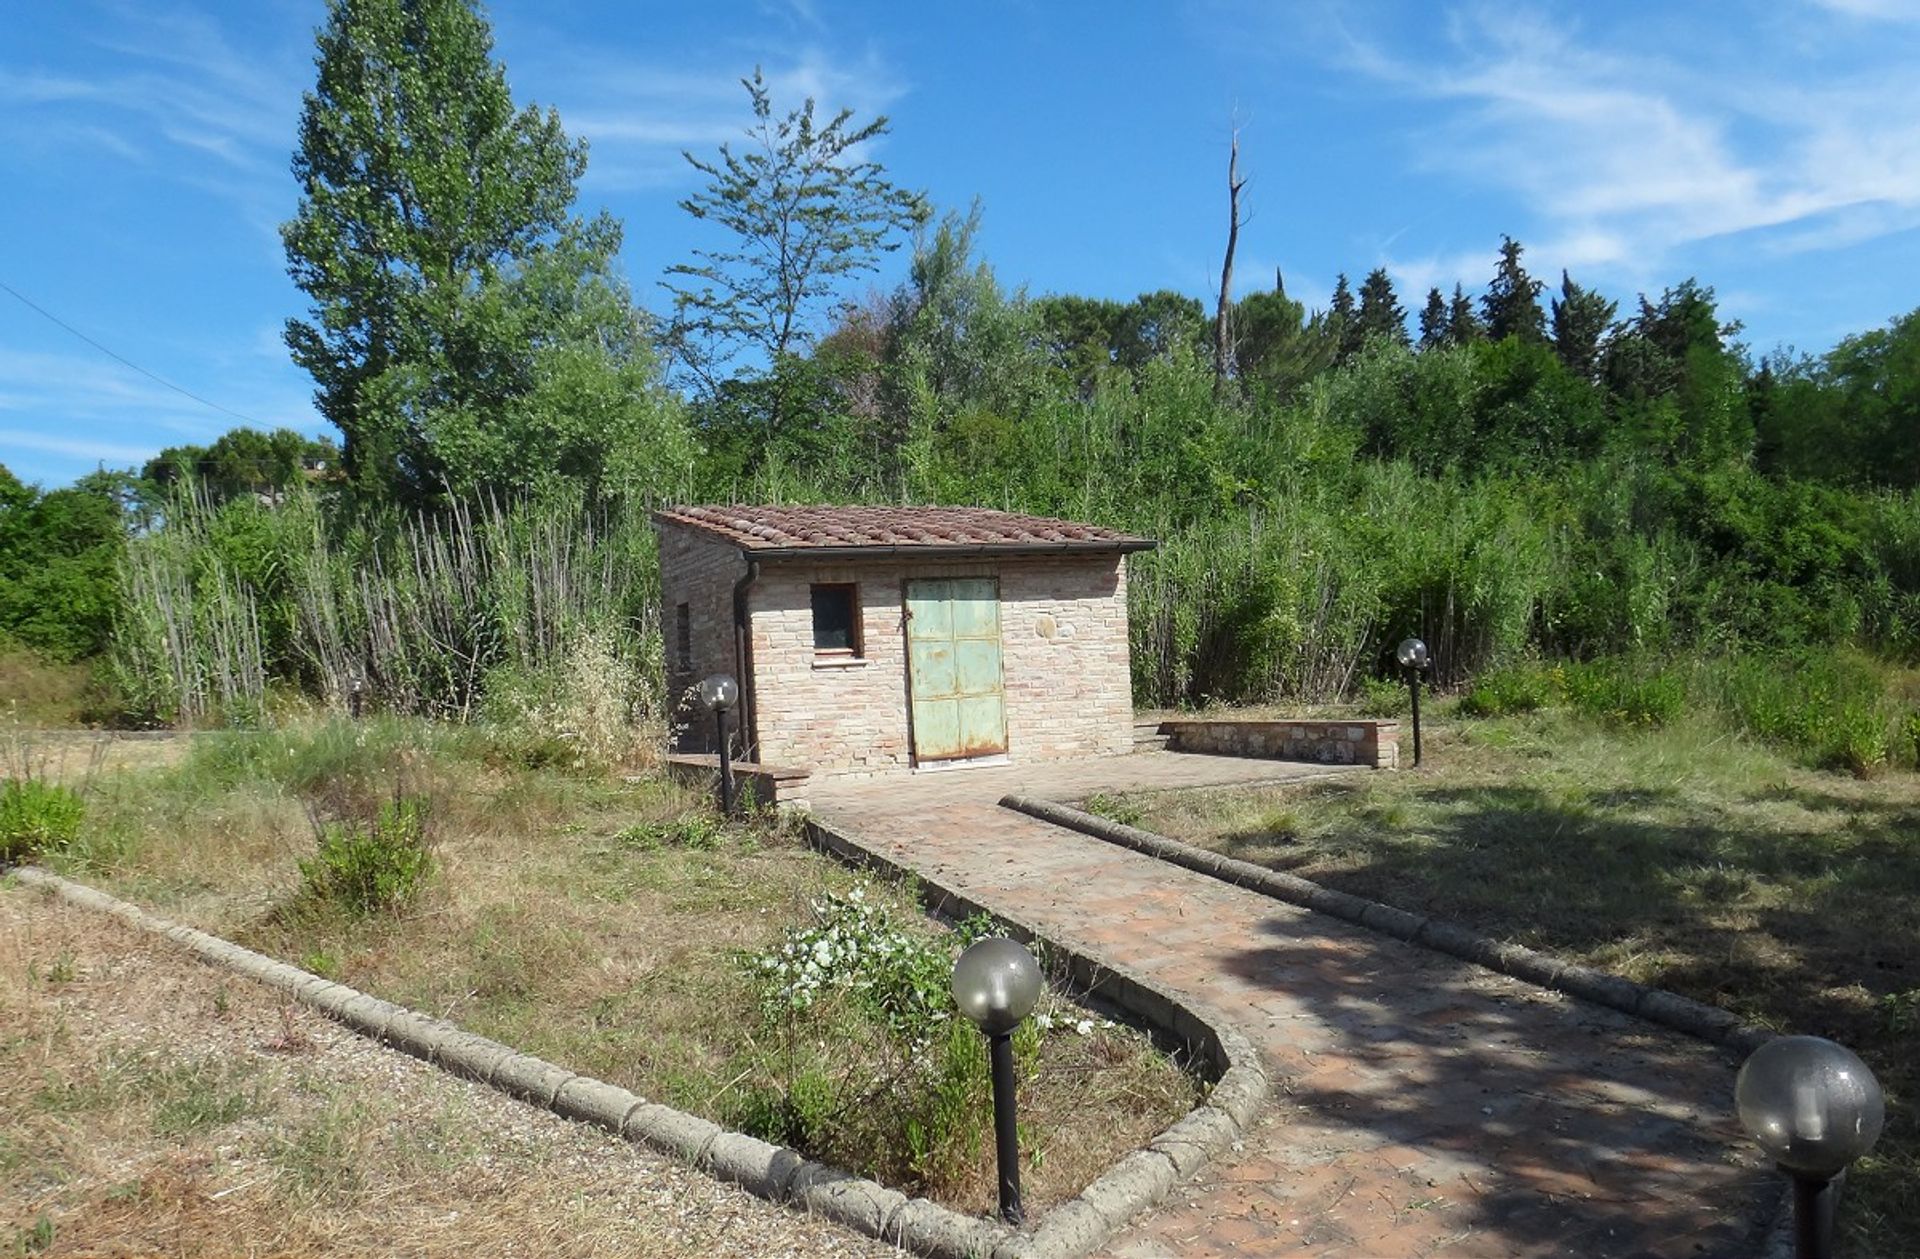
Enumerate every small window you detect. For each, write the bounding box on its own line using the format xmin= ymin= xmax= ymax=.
xmin=674 ymin=603 xmax=691 ymax=671
xmin=810 ymin=584 xmax=860 ymax=655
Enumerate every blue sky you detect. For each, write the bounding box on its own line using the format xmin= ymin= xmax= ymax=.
xmin=4 ymin=0 xmax=1920 ymax=487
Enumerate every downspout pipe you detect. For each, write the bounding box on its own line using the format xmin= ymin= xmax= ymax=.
xmin=731 ymin=555 xmax=760 ymax=761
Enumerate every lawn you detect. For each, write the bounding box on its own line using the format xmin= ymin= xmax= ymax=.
xmin=13 ymin=718 xmax=1198 ymax=1219
xmin=1102 ymin=706 xmax=1918 ymax=1257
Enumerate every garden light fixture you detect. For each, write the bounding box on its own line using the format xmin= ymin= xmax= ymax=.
xmin=1396 ymin=636 xmax=1429 ymax=767
xmin=699 ymin=673 xmax=740 ymax=815
xmin=1736 ymin=1035 xmax=1885 ymax=1259
xmin=952 ymin=936 xmax=1042 ymax=1224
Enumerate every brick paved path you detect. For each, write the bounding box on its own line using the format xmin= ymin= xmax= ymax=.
xmin=810 ymin=753 xmax=1775 ymax=1258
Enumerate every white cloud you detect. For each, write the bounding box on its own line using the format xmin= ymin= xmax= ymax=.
xmin=1325 ymin=3 xmax=1920 ymax=292
xmin=0 ymin=429 xmax=156 ymax=465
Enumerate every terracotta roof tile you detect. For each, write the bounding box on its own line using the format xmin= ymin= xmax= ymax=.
xmin=652 ymin=505 xmax=1155 ymax=555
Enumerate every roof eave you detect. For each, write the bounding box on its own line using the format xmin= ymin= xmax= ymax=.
xmin=746 ymin=540 xmax=1157 ymax=562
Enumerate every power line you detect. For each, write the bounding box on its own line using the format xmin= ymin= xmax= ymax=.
xmin=0 ymin=277 xmax=267 ymax=427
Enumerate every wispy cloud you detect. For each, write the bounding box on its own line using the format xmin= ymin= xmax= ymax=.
xmin=1315 ymin=2 xmax=1920 ymax=293
xmin=0 ymin=429 xmax=156 ymax=465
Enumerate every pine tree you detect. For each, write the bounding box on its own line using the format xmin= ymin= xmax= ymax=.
xmin=1418 ymin=287 xmax=1449 ymax=350
xmin=282 ymin=0 xmax=681 ymax=504
xmin=1447 ymin=283 xmax=1484 ymax=346
xmin=1355 ymin=268 xmax=1411 ymax=348
xmin=1481 ymin=236 xmax=1546 ymax=343
xmin=1549 ymin=269 xmax=1617 ymax=381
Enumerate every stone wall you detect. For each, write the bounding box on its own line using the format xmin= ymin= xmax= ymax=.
xmin=1158 ymin=719 xmax=1399 ymax=769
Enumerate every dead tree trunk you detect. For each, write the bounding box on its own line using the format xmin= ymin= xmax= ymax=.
xmin=1213 ymin=126 xmax=1247 ymax=399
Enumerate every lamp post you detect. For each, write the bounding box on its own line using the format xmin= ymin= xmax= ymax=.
xmin=1395 ymin=637 xmax=1430 ymax=767
xmin=1735 ymin=1035 xmax=1886 ymax=1259
xmin=698 ymin=673 xmax=740 ymax=815
xmin=952 ymin=936 xmax=1043 ymax=1225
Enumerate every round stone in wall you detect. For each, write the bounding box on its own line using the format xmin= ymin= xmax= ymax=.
xmin=1035 ymin=613 xmax=1058 ymax=639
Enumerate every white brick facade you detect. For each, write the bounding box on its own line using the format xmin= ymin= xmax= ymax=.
xmin=656 ymin=522 xmax=1138 ymax=778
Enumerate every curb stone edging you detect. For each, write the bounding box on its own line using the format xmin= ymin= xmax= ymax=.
xmin=1000 ymin=795 xmax=1780 ymax=1055
xmin=799 ymin=816 xmax=1270 ymax=1259
xmin=8 ymin=852 xmax=1265 ymax=1259
xmin=996 ymin=794 xmax=1801 ymax=1259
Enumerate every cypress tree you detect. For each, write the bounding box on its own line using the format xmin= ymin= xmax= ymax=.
xmin=1550 ymin=269 xmax=1617 ymax=381
xmin=1418 ymin=286 xmax=1449 ymax=350
xmin=1481 ymin=235 xmax=1546 ymax=343
xmin=1356 ymin=267 xmax=1411 ymax=348
xmin=1447 ymin=283 xmax=1484 ymax=345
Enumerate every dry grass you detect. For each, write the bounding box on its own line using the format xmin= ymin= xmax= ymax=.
xmin=27 ymin=718 xmax=1197 ymax=1219
xmin=1113 ymin=706 xmax=1920 ymax=1258
xmin=0 ymin=890 xmax=897 ymax=1257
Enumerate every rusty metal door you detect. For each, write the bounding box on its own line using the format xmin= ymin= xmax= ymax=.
xmin=905 ymin=577 xmax=1007 ymax=762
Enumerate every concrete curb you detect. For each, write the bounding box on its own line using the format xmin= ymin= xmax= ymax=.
xmin=801 ymin=817 xmax=1269 ymax=1259
xmin=8 ymin=851 xmax=1264 ymax=1259
xmin=1001 ymin=794 xmax=1780 ymax=1057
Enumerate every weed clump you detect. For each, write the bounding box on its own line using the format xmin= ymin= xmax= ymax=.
xmin=295 ymin=795 xmax=432 ymax=917
xmin=0 ymin=777 xmax=85 ymax=863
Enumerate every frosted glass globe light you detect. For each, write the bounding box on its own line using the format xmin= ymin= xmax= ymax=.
xmin=699 ymin=673 xmax=739 ymax=712
xmin=1396 ymin=637 xmax=1430 ymax=670
xmin=1736 ymin=1036 xmax=1885 ymax=1178
xmin=952 ymin=937 xmax=1042 ymax=1036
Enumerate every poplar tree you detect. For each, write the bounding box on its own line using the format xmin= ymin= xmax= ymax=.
xmin=282 ymin=0 xmax=681 ymax=504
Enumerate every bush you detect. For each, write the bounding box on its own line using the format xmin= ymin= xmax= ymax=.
xmin=0 ymin=778 xmax=85 ymax=862
xmin=295 ymin=794 xmax=432 ymax=917
xmin=1562 ymin=660 xmax=1686 ymax=727
xmin=1706 ymin=649 xmax=1913 ymax=773
xmin=1459 ymin=661 xmax=1560 ymax=717
xmin=1356 ymin=675 xmax=1410 ymax=717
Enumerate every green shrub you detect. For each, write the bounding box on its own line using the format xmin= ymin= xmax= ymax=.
xmin=1707 ymin=649 xmax=1912 ymax=773
xmin=0 ymin=778 xmax=85 ymax=862
xmin=1356 ymin=675 xmax=1410 ymax=716
xmin=1562 ymin=660 xmax=1686 ymax=727
xmin=1459 ymin=661 xmax=1561 ymax=717
xmin=614 ymin=812 xmax=725 ymax=851
xmin=296 ymin=794 xmax=432 ymax=917
xmin=1083 ymin=792 xmax=1143 ymax=827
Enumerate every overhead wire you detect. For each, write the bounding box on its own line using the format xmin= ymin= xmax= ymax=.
xmin=0 ymin=276 xmax=267 ymax=426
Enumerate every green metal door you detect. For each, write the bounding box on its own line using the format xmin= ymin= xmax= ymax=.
xmin=906 ymin=577 xmax=1008 ymax=762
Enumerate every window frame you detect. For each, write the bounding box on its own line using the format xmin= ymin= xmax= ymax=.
xmin=809 ymin=582 xmax=863 ymax=658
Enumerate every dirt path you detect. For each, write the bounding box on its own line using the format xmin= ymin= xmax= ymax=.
xmin=811 ymin=752 xmax=1777 ymax=1258
xmin=0 ymin=883 xmax=898 ymax=1258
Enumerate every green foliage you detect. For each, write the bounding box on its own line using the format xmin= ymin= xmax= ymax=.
xmin=1083 ymin=792 xmax=1144 ymax=826
xmin=0 ymin=467 xmax=126 ymax=661
xmin=0 ymin=778 xmax=85 ymax=863
xmin=1705 ymin=651 xmax=1915 ymax=774
xmin=614 ymin=812 xmax=725 ymax=851
xmin=283 ymin=0 xmax=685 ymax=504
xmin=1481 ymin=235 xmax=1546 ymax=344
xmin=1459 ymin=661 xmax=1560 ymax=717
xmin=296 ymin=794 xmax=433 ymax=917
xmin=1560 ymin=660 xmax=1686 ymax=727
xmin=143 ymin=428 xmax=337 ymax=504
xmin=664 ymin=67 xmax=925 ymax=403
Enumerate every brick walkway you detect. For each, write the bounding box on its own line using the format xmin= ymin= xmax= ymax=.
xmin=810 ymin=752 xmax=1775 ymax=1258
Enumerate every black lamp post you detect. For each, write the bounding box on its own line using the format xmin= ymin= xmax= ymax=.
xmin=698 ymin=673 xmax=740 ymax=815
xmin=1396 ymin=637 xmax=1430 ymax=767
xmin=952 ymin=936 xmax=1043 ymax=1225
xmin=1736 ymin=1035 xmax=1886 ymax=1259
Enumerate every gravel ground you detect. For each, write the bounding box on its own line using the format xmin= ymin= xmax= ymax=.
xmin=0 ymin=882 xmax=903 ymax=1258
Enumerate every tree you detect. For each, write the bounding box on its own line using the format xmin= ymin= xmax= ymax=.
xmin=665 ymin=68 xmax=926 ymax=425
xmin=1549 ymin=270 xmax=1616 ymax=382
xmin=1355 ymin=268 xmax=1410 ymax=348
xmin=1447 ymin=283 xmax=1485 ymax=346
xmin=144 ymin=428 xmax=339 ymax=504
xmin=1212 ymin=125 xmax=1247 ymax=397
xmin=282 ymin=0 xmax=681 ymax=504
xmin=1232 ymin=271 xmax=1337 ymax=402
xmin=1329 ymin=273 xmax=1360 ymax=363
xmin=0 ymin=467 xmax=127 ymax=660
xmin=1418 ymin=287 xmax=1448 ymax=350
xmin=1481 ymin=236 xmax=1545 ymax=343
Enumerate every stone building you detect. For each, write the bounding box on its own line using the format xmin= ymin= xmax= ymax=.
xmin=653 ymin=505 xmax=1155 ymax=779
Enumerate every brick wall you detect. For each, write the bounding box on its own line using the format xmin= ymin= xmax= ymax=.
xmin=656 ymin=524 xmax=746 ymax=753
xmin=656 ymin=521 xmax=1137 ymax=778
xmin=1158 ymin=719 xmax=1400 ymax=769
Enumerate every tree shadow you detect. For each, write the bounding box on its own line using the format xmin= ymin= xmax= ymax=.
xmin=1217 ymin=915 xmax=1776 ymax=1256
